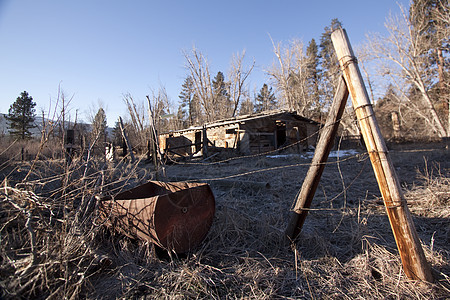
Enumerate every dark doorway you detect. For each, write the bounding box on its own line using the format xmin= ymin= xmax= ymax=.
xmin=195 ymin=131 xmax=202 ymax=153
xmin=276 ymin=121 xmax=286 ymax=148
xmin=66 ymin=129 xmax=74 ymax=145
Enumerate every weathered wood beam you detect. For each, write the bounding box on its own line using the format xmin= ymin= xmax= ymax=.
xmin=331 ymin=28 xmax=433 ymax=282
xmin=202 ymin=125 xmax=208 ymax=159
xmin=285 ymin=76 xmax=349 ymax=241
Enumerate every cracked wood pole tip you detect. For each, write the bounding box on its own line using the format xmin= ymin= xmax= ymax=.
xmin=331 ymin=28 xmax=433 ymax=282
xmin=285 ymin=76 xmax=349 ymax=241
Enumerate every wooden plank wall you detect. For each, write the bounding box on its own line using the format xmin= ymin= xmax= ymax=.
xmin=159 ymin=114 xmax=320 ymax=157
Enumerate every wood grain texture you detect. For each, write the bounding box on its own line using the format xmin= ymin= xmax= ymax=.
xmin=331 ymin=28 xmax=433 ymax=282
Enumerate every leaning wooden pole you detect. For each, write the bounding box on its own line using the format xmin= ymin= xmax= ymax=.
xmin=286 ymin=76 xmax=349 ymax=240
xmin=331 ymin=28 xmax=433 ymax=282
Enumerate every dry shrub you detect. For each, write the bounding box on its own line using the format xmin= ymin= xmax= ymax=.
xmin=0 ymin=138 xmax=69 ymax=167
xmin=0 ymin=146 xmax=155 ymax=299
xmin=405 ymin=161 xmax=450 ymax=218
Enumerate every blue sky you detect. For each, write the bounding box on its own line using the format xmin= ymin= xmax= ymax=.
xmin=0 ymin=0 xmax=410 ymax=126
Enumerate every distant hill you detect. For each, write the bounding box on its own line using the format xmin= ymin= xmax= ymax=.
xmin=0 ymin=113 xmax=10 ymax=136
xmin=0 ymin=113 xmax=53 ymax=137
xmin=0 ymin=113 xmax=113 ymax=138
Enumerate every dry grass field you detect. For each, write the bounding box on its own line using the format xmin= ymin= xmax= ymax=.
xmin=0 ymin=141 xmax=449 ymax=299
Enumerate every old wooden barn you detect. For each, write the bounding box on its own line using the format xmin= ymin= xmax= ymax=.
xmin=158 ymin=110 xmax=321 ymax=158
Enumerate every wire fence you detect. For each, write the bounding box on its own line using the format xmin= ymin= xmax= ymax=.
xmin=0 ymin=117 xmax=371 ymax=217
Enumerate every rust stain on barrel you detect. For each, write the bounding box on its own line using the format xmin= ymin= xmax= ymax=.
xmin=98 ymin=181 xmax=215 ymax=254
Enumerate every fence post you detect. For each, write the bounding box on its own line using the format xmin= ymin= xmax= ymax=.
xmin=202 ymin=125 xmax=208 ymax=159
xmin=146 ymin=95 xmax=162 ymax=179
xmin=331 ymin=28 xmax=433 ymax=282
xmin=118 ymin=116 xmax=135 ymax=163
xmin=285 ymin=76 xmax=349 ymax=241
xmin=151 ymin=130 xmax=159 ymax=180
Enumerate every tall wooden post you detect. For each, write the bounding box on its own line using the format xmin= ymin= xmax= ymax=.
xmin=286 ymin=76 xmax=349 ymax=240
xmin=391 ymin=111 xmax=401 ymax=140
xmin=146 ymin=96 xmax=160 ymax=179
xmin=331 ymin=28 xmax=433 ymax=282
xmin=118 ymin=116 xmax=135 ymax=163
xmin=151 ymin=130 xmax=159 ymax=180
xmin=202 ymin=125 xmax=208 ymax=159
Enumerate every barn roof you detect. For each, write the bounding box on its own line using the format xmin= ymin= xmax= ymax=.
xmin=162 ymin=110 xmax=321 ymax=135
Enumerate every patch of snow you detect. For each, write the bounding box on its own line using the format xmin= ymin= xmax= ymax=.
xmin=266 ymin=154 xmax=303 ymax=159
xmin=267 ymin=149 xmax=359 ymax=159
xmin=328 ymin=149 xmax=360 ymax=158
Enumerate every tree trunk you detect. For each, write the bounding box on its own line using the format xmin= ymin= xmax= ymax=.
xmin=437 ymin=47 xmax=450 ymax=138
xmin=417 ymin=82 xmax=447 ymax=138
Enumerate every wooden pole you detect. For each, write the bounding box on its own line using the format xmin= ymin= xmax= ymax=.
xmin=202 ymin=125 xmax=208 ymax=159
xmin=391 ymin=111 xmax=401 ymax=140
xmin=152 ymin=130 xmax=159 ymax=180
xmin=331 ymin=28 xmax=433 ymax=282
xmin=285 ymin=76 xmax=349 ymax=240
xmin=118 ymin=116 xmax=135 ymax=163
xmin=146 ymin=96 xmax=161 ymax=179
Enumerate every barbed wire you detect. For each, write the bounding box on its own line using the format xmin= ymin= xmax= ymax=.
xmin=1 ymin=122 xmax=372 ymax=216
xmin=165 ymin=151 xmax=369 ymax=184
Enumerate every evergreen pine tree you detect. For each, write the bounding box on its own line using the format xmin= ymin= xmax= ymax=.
xmin=254 ymin=84 xmax=277 ymax=113
xmin=306 ymin=38 xmax=322 ymax=118
xmin=212 ymin=71 xmax=231 ymax=119
xmin=239 ymin=96 xmax=254 ymax=115
xmin=319 ymin=19 xmax=343 ymax=109
xmin=176 ymin=105 xmax=186 ymax=129
xmin=91 ymin=107 xmax=107 ymax=146
xmin=6 ymin=91 xmax=37 ymax=139
xmin=179 ymin=76 xmax=200 ymax=126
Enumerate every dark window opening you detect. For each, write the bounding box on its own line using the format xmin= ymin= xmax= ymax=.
xmin=226 ymin=128 xmax=236 ymax=134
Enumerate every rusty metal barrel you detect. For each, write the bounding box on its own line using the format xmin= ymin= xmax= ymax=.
xmin=98 ymin=181 xmax=215 ymax=254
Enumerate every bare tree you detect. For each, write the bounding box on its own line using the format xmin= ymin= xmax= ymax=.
xmin=365 ymin=3 xmax=448 ymax=138
xmin=183 ymin=47 xmax=214 ymax=123
xmin=228 ymin=50 xmax=254 ymax=117
xmin=268 ymin=38 xmax=336 ymax=119
xmin=123 ymin=93 xmax=148 ymax=150
xmin=183 ymin=46 xmax=255 ymax=122
xmin=431 ymin=0 xmax=450 ymax=135
xmin=411 ymin=0 xmax=449 ymax=115
xmin=148 ymin=86 xmax=175 ymax=133
xmin=54 ymin=87 xmax=74 ymax=150
xmin=268 ymin=38 xmax=310 ymax=115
